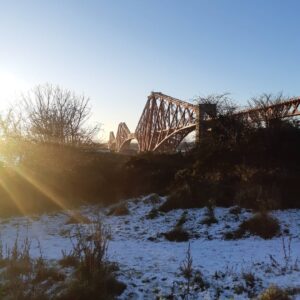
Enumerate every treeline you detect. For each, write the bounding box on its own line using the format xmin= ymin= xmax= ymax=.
xmin=0 ymin=84 xmax=186 ymax=216
xmin=0 ymin=87 xmax=299 ymax=216
xmin=0 ymin=143 xmax=187 ymax=216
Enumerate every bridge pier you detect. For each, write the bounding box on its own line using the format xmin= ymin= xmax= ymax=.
xmin=196 ymin=103 xmax=217 ymax=144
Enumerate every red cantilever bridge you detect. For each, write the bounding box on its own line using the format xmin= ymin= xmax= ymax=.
xmin=108 ymin=92 xmax=300 ymax=153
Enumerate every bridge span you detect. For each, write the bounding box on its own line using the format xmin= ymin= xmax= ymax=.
xmin=108 ymin=92 xmax=300 ymax=153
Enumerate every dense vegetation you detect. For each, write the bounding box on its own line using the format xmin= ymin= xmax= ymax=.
xmin=0 ymin=88 xmax=299 ymax=217
xmin=162 ymin=115 xmax=300 ymax=211
xmin=0 ymin=144 xmax=188 ymax=216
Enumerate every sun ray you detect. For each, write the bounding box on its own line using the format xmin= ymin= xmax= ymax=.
xmin=0 ymin=175 xmax=30 ymax=217
xmin=11 ymin=164 xmax=85 ymax=223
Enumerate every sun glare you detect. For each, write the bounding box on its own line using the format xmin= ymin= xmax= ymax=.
xmin=0 ymin=71 xmax=28 ymax=105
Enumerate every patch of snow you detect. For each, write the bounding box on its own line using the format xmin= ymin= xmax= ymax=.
xmin=0 ymin=196 xmax=299 ymax=299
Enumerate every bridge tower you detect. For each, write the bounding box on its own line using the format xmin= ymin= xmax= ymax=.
xmin=108 ymin=132 xmax=116 ymax=151
xmin=195 ymin=103 xmax=217 ymax=144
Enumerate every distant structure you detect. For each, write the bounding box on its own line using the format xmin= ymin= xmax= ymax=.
xmin=109 ymin=92 xmax=300 ymax=153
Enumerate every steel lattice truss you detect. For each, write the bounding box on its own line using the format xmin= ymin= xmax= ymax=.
xmin=109 ymin=92 xmax=300 ymax=153
xmin=236 ymin=98 xmax=300 ymax=122
xmin=108 ymin=132 xmax=116 ymax=151
xmin=135 ymin=92 xmax=197 ymax=152
xmin=114 ymin=122 xmax=132 ymax=151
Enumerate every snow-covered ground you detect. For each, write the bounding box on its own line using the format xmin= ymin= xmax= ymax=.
xmin=0 ymin=195 xmax=300 ymax=299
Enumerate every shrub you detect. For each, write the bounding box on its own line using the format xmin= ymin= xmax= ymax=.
xmin=226 ymin=212 xmax=280 ymax=239
xmin=224 ymin=230 xmax=243 ymax=240
xmin=5 ymin=236 xmax=32 ymax=280
xmin=176 ymin=211 xmax=188 ymax=227
xmin=58 ymin=270 xmax=126 ymax=300
xmin=258 ymin=285 xmax=290 ymax=300
xmin=193 ymin=270 xmax=208 ymax=291
xmin=58 ymin=218 xmax=126 ymax=299
xmin=201 ymin=215 xmax=218 ymax=226
xmin=65 ymin=213 xmax=91 ymax=225
xmin=163 ymin=226 xmax=190 ymax=242
xmin=143 ymin=193 xmax=161 ymax=204
xmin=33 ymin=264 xmax=65 ymax=283
xmin=240 ymin=212 xmax=280 ymax=239
xmin=229 ymin=205 xmax=241 ymax=215
xmin=159 ymin=184 xmax=201 ymax=212
xmin=67 ymin=220 xmax=109 ymax=278
xmin=146 ymin=208 xmax=160 ymax=219
xmin=242 ymin=272 xmax=256 ymax=289
xmin=201 ymin=203 xmax=218 ymax=226
xmin=59 ymin=250 xmax=79 ymax=268
xmin=107 ymin=202 xmax=129 ymax=216
xmin=180 ymin=243 xmax=193 ymax=296
xmin=176 ymin=243 xmax=208 ymax=298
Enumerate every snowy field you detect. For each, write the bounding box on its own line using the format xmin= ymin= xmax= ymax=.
xmin=0 ymin=195 xmax=300 ymax=299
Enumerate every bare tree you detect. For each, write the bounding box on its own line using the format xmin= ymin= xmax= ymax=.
xmin=0 ymin=107 xmax=25 ymax=163
xmin=248 ymin=93 xmax=290 ymax=128
xmin=0 ymin=108 xmax=23 ymax=140
xmin=194 ymin=93 xmax=238 ymax=117
xmin=22 ymin=84 xmax=99 ymax=145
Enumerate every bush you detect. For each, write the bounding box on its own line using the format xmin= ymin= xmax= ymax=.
xmin=59 ymin=251 xmax=79 ymax=268
xmin=258 ymin=285 xmax=290 ymax=300
xmin=176 ymin=211 xmax=188 ymax=227
xmin=33 ymin=265 xmax=65 ymax=283
xmin=146 ymin=208 xmax=160 ymax=219
xmin=159 ymin=185 xmax=193 ymax=212
xmin=65 ymin=213 xmax=91 ymax=225
xmin=240 ymin=212 xmax=280 ymax=239
xmin=201 ymin=215 xmax=218 ymax=226
xmin=143 ymin=193 xmax=161 ymax=204
xmin=229 ymin=205 xmax=241 ymax=215
xmin=224 ymin=230 xmax=243 ymax=240
xmin=242 ymin=272 xmax=256 ymax=289
xmin=58 ymin=218 xmax=126 ymax=299
xmin=58 ymin=269 xmax=126 ymax=300
xmin=163 ymin=226 xmax=190 ymax=242
xmin=226 ymin=212 xmax=280 ymax=239
xmin=107 ymin=202 xmax=129 ymax=216
xmin=201 ymin=204 xmax=218 ymax=226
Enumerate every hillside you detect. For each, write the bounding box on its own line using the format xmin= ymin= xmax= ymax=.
xmin=0 ymin=195 xmax=299 ymax=299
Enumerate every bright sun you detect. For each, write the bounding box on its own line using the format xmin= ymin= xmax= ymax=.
xmin=0 ymin=71 xmax=28 ymax=106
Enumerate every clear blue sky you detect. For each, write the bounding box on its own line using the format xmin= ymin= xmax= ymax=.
xmin=0 ymin=0 xmax=300 ymax=139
